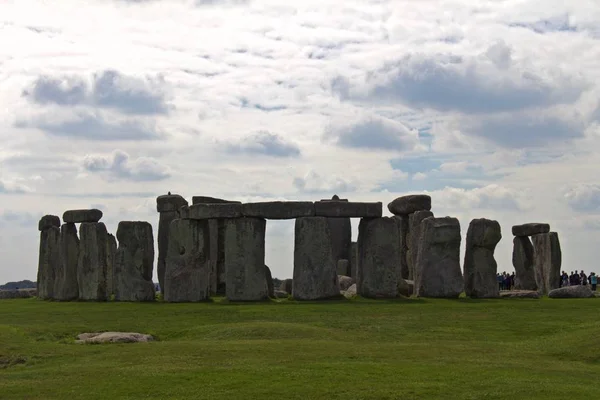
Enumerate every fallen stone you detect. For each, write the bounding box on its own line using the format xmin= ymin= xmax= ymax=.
xmin=387 ymin=194 xmax=432 ymax=215
xmin=337 ymin=259 xmax=350 ymax=276
xmin=407 ymin=211 xmax=434 ymax=280
xmin=37 ymin=224 xmax=60 ymax=300
xmin=54 ymin=223 xmax=79 ymax=301
xmin=342 ymin=283 xmax=357 ymax=298
xmin=114 ymin=221 xmax=156 ymax=302
xmin=156 ymin=194 xmax=188 ymax=213
xmin=38 ymin=215 xmax=60 ymax=231
xmin=500 ymin=290 xmax=541 ymax=299
xmin=512 ymin=236 xmax=537 ymax=290
xmin=164 ymin=219 xmax=211 ymax=302
xmin=338 ymin=275 xmax=355 ymax=291
xmin=548 ymin=285 xmax=594 ymax=298
xmin=357 ymin=217 xmax=408 ymax=298
xmin=192 ymin=196 xmax=241 ymax=205
xmin=274 ymin=290 xmax=289 ymax=299
xmin=77 ymin=222 xmax=109 ymax=301
xmin=512 ymin=223 xmax=550 ymax=237
xmin=349 ymin=242 xmax=358 ymax=279
xmin=242 ymin=201 xmax=315 ymax=219
xmin=314 ymin=201 xmax=382 ymax=218
xmin=265 ymin=265 xmax=275 ymax=298
xmin=106 ymin=233 xmax=117 ymax=297
xmin=225 ymin=218 xmax=269 ymax=301
xmin=188 ymin=203 xmax=242 ymax=219
xmin=532 ymin=232 xmax=562 ymax=295
xmin=63 ymin=209 xmax=103 ymax=224
xmin=463 ymin=218 xmax=502 ymax=299
xmin=293 ymin=217 xmax=340 ymax=300
xmin=279 ymin=278 xmax=293 ymax=294
xmin=0 ymin=288 xmax=37 ymax=299
xmin=415 ymin=217 xmax=463 ymax=298
xmin=76 ymin=332 xmax=154 ymax=344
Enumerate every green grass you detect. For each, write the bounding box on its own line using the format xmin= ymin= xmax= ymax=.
xmin=1 ymin=296 xmax=599 ymax=399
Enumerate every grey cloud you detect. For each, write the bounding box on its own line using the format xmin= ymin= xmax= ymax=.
xmin=0 ymin=211 xmax=38 ymax=227
xmin=293 ymin=171 xmax=355 ymax=194
xmin=509 ymin=14 xmax=576 ymax=34
xmin=83 ymin=150 xmax=171 ymax=182
xmin=23 ymin=70 xmax=168 ymax=115
xmin=222 ymin=131 xmax=301 ymax=157
xmin=16 ymin=113 xmax=162 ymax=141
xmin=196 ymin=0 xmax=250 ymax=5
xmin=324 ymin=117 xmax=417 ymax=151
xmin=0 ymin=179 xmax=32 ymax=194
xmin=565 ymin=184 xmax=600 ymax=212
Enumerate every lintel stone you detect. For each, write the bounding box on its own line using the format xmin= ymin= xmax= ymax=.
xmin=63 ymin=209 xmax=103 ymax=223
xmin=314 ymin=201 xmax=382 ymax=218
xmin=242 ymin=201 xmax=315 ymax=219
xmin=188 ymin=203 xmax=243 ymax=219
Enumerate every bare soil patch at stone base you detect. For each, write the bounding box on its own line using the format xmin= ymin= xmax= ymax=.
xmin=1 ymin=297 xmax=599 ymax=399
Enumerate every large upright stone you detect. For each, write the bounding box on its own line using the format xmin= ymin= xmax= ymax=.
xmin=388 ymin=194 xmax=432 ymax=215
xmin=164 ymin=219 xmax=211 ymax=302
xmin=225 ymin=218 xmax=268 ymax=301
xmin=37 ymin=216 xmax=61 ymax=300
xmin=393 ymin=215 xmax=410 ymax=279
xmin=512 ymin=236 xmax=537 ymax=290
xmin=407 ymin=211 xmax=434 ymax=280
xmin=114 ymin=221 xmax=155 ymax=302
xmin=293 ymin=217 xmax=340 ymax=300
xmin=532 ymin=232 xmax=561 ymax=295
xmin=265 ymin=265 xmax=274 ymax=298
xmin=54 ymin=223 xmax=79 ymax=300
xmin=77 ymin=222 xmax=109 ymax=301
xmin=349 ymin=241 xmax=358 ymax=279
xmin=106 ymin=233 xmax=117 ymax=297
xmin=415 ymin=217 xmax=463 ymax=298
xmin=63 ymin=209 xmax=103 ymax=223
xmin=328 ymin=217 xmax=352 ymax=265
xmin=357 ymin=217 xmax=408 ymax=298
xmin=463 ymin=218 xmax=502 ymax=298
xmin=156 ymin=194 xmax=188 ymax=293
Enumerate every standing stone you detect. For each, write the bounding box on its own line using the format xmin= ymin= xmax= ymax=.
xmin=37 ymin=216 xmax=61 ymax=300
xmin=225 ymin=217 xmax=268 ymax=301
xmin=463 ymin=218 xmax=502 ymax=298
xmin=512 ymin=236 xmax=537 ymax=290
xmin=322 ymin=195 xmax=352 ymax=267
xmin=415 ymin=217 xmax=463 ymax=298
xmin=114 ymin=221 xmax=155 ymax=302
xmin=293 ymin=217 xmax=340 ymax=300
xmin=337 ymin=259 xmax=350 ymax=276
xmin=393 ymin=215 xmax=410 ymax=279
xmin=55 ymin=223 xmax=79 ymax=300
xmin=407 ymin=211 xmax=434 ymax=280
xmin=349 ymin=242 xmax=358 ymax=279
xmin=77 ymin=222 xmax=109 ymax=301
xmin=164 ymin=219 xmax=211 ymax=302
xmin=156 ymin=194 xmax=188 ymax=293
xmin=106 ymin=233 xmax=117 ymax=297
xmin=265 ymin=265 xmax=274 ymax=298
xmin=532 ymin=232 xmax=562 ymax=295
xmin=357 ymin=217 xmax=408 ymax=298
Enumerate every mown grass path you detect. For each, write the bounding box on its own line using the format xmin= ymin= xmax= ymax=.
xmin=1 ymin=297 xmax=599 ymax=399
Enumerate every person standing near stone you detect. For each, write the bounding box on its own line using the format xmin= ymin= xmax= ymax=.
xmin=590 ymin=273 xmax=597 ymax=291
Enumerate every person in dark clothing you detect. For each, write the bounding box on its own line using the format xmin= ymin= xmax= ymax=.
xmin=581 ymin=271 xmax=588 ymax=286
xmin=574 ymin=271 xmax=581 ymax=285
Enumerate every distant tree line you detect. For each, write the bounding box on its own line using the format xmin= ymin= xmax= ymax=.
xmin=0 ymin=280 xmax=36 ymax=290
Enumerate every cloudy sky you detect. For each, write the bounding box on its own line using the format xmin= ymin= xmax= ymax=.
xmin=1 ymin=0 xmax=600 ymax=284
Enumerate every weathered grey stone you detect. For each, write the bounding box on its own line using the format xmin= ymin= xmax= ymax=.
xmin=405 ymin=279 xmax=414 ymax=296
xmin=164 ymin=219 xmax=211 ymax=302
xmin=293 ymin=217 xmax=340 ymax=300
xmin=321 ymin=195 xmax=348 ymax=202
xmin=512 ymin=223 xmax=550 ymax=237
xmin=37 ymin=225 xmax=60 ymax=299
xmin=342 ymin=283 xmax=357 ymax=298
xmin=207 ymin=219 xmax=220 ymax=295
xmin=63 ymin=209 xmax=103 ymax=223
xmin=328 ymin=216 xmax=352 ymax=267
xmin=357 ymin=217 xmax=408 ymax=298
xmin=242 ymin=201 xmax=315 ymax=219
xmin=38 ymin=215 xmax=60 ymax=231
xmin=215 ymin=219 xmax=227 ymax=295
xmin=179 ymin=205 xmax=190 ymax=219
xmin=280 ymin=278 xmax=293 ymax=294
xmin=265 ymin=265 xmax=274 ymax=298
xmin=157 ymin=210 xmax=178 ymax=292
xmin=415 ymin=217 xmax=463 ymax=298
xmin=349 ymin=242 xmax=358 ymax=279
xmin=156 ymin=194 xmax=188 ymax=213
xmin=463 ymin=218 xmax=502 ymax=298
xmin=225 ymin=217 xmax=268 ymax=301
xmin=192 ymin=196 xmax=241 ymax=205
xmin=500 ymin=290 xmax=541 ymax=299
xmin=188 ymin=203 xmax=242 ymax=219
xmin=54 ymin=223 xmax=79 ymax=301
xmin=549 ymin=285 xmax=594 ymax=298
xmin=76 ymin=332 xmax=154 ymax=344
xmin=106 ymin=233 xmax=117 ymax=297
xmin=314 ymin=201 xmax=382 ymax=218
xmin=532 ymin=232 xmax=561 ymax=295
xmin=337 ymin=259 xmax=350 ymax=276
xmin=393 ymin=215 xmax=410 ymax=279
xmin=512 ymin=236 xmax=537 ymax=290
xmin=407 ymin=211 xmax=434 ymax=280
xmin=338 ymin=275 xmax=355 ymax=291
xmin=77 ymin=222 xmax=109 ymax=301
xmin=387 ymin=194 xmax=432 ymax=215
xmin=114 ymin=222 xmax=155 ymax=302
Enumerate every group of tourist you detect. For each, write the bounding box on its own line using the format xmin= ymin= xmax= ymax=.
xmin=497 ymin=272 xmax=515 ymax=291
xmin=560 ymin=271 xmax=598 ymax=291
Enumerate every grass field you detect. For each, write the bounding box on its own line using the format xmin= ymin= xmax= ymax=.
xmin=1 ymin=296 xmax=599 ymax=399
